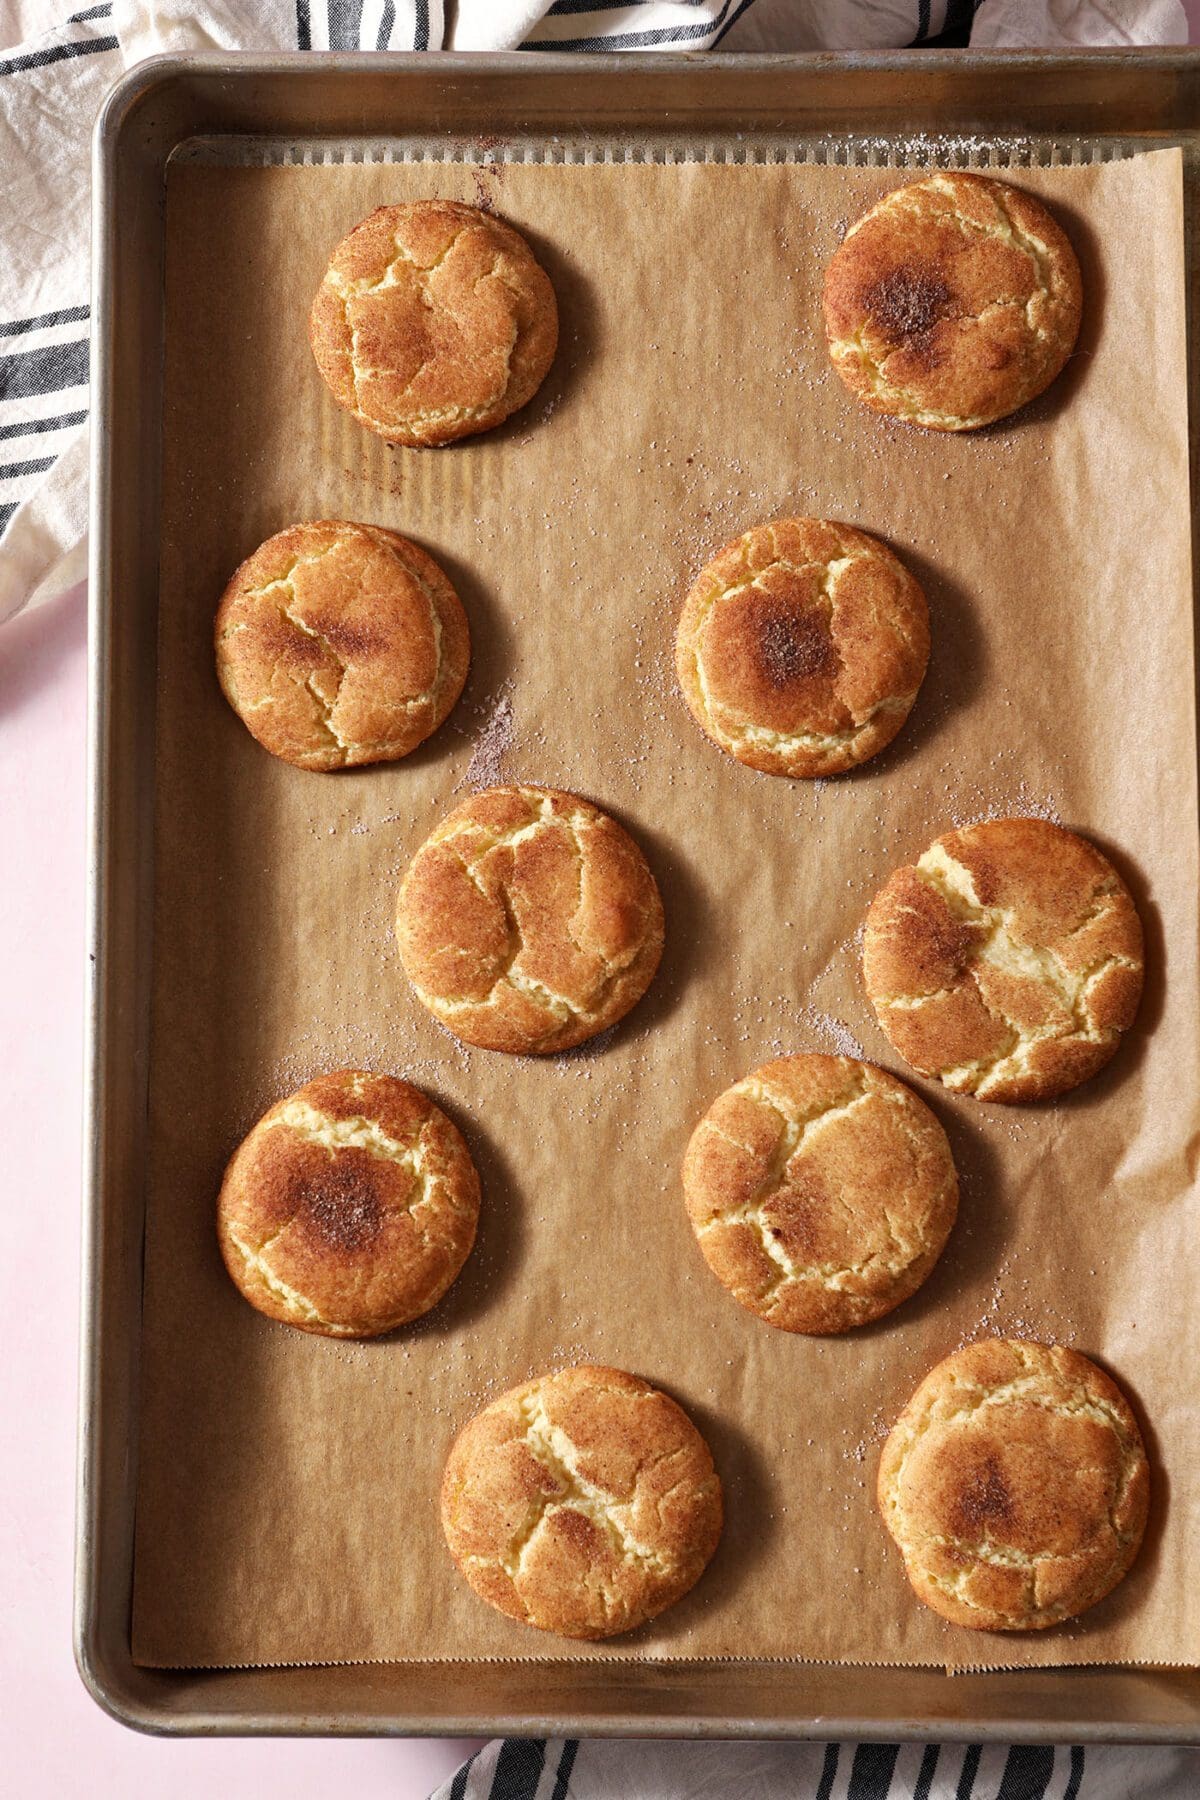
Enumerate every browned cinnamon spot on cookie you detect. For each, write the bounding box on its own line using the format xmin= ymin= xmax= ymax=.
xmin=290 ymin=1157 xmax=386 ymax=1256
xmin=954 ymin=1454 xmax=1015 ymax=1534
xmin=217 ymin=1070 xmax=481 ymax=1336
xmin=675 ymin=518 xmax=930 ymax=779
xmin=824 ymin=173 xmax=1082 ymax=430
xmin=756 ymin=604 xmax=838 ymax=687
xmin=862 ymin=267 xmax=954 ymax=343
xmin=879 ymin=1339 xmax=1150 ymax=1631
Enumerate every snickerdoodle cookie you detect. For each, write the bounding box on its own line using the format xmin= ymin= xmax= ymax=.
xmin=309 ymin=200 xmax=558 ymax=446
xmin=215 ymin=519 xmax=469 ymax=770
xmin=676 ymin=519 xmax=929 ymax=777
xmin=878 ymin=1338 xmax=1150 ymax=1631
xmin=441 ymin=1364 xmax=723 ymax=1640
xmin=395 ymin=785 xmax=665 ymax=1054
xmin=683 ymin=1054 xmax=957 ymax=1333
xmin=217 ymin=1070 xmax=480 ymax=1336
xmin=823 ymin=173 xmax=1082 ymax=430
xmin=862 ymin=817 xmax=1144 ymax=1103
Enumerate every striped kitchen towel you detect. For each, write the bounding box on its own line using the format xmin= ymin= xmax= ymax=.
xmin=430 ymin=1737 xmax=1200 ymax=1799
xmin=0 ymin=0 xmax=1187 ymax=626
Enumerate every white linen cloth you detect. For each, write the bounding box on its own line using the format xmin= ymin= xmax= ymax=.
xmin=0 ymin=0 xmax=1187 ymax=625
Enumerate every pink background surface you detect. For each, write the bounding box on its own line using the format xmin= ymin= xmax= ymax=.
xmin=3 ymin=28 xmax=1199 ymax=1792
xmin=0 ymin=584 xmax=483 ymax=1793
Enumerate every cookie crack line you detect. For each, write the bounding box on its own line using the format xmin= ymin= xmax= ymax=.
xmin=338 ymin=286 xmax=371 ymax=418
xmin=223 ymin=1219 xmax=338 ymax=1331
xmin=273 ymin=1097 xmax=426 ymax=1170
xmin=327 ymin=223 xmax=473 ymax=300
xmin=492 ymin=1396 xmax=679 ymax=1605
xmin=912 ymin=1517 xmax=1133 ymax=1625
xmin=432 ymin=788 xmax=597 ymax=868
xmin=417 ymin=793 xmax=652 ymax=1030
xmin=283 ymin=597 xmax=356 ymax=751
xmin=695 ymin=1074 xmax=932 ymax=1299
xmin=329 ymin=232 xmax=522 ymax=434
xmin=240 ymin=539 xmax=350 ymax=604
xmin=879 ymin=842 xmax=1138 ymax=1095
xmin=919 ymin=1562 xmax=1041 ymax=1619
xmin=830 ymin=322 xmax=994 ymax=431
xmin=239 ymin=549 xmax=359 ymax=761
xmin=922 ymin=1532 xmax=1076 ymax=1573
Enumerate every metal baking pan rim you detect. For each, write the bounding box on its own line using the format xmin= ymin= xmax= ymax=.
xmin=78 ymin=47 xmax=1200 ymax=1739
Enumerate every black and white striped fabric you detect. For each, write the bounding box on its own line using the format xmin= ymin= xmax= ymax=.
xmin=0 ymin=3 xmax=120 ymax=618
xmin=0 ymin=0 xmax=1187 ymax=623
xmin=430 ymin=1737 xmax=1199 ymax=1800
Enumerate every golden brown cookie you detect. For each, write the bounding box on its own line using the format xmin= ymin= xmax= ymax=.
xmin=683 ymin=1054 xmax=957 ymax=1334
xmin=823 ymin=173 xmax=1082 ymax=430
xmin=309 ymin=200 xmax=558 ymax=446
xmin=217 ymin=1069 xmax=480 ymax=1336
xmin=395 ymin=785 xmax=665 ymax=1054
xmin=878 ymin=1338 xmax=1150 ymax=1631
xmin=215 ymin=520 xmax=470 ymax=771
xmin=676 ymin=518 xmax=930 ymax=777
xmin=863 ymin=817 xmax=1144 ymax=1103
xmin=441 ymin=1365 xmax=723 ymax=1640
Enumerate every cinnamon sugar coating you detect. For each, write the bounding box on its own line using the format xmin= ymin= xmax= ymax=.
xmin=824 ymin=173 xmax=1082 ymax=430
xmin=217 ymin=1070 xmax=480 ymax=1336
xmin=215 ymin=520 xmax=469 ymax=770
xmin=309 ymin=200 xmax=558 ymax=446
xmin=395 ymin=785 xmax=664 ymax=1054
xmin=878 ymin=1339 xmax=1149 ymax=1630
xmin=676 ymin=518 xmax=929 ymax=778
xmin=441 ymin=1365 xmax=723 ymax=1639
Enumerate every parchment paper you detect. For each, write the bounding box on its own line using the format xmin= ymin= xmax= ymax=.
xmin=131 ymin=148 xmax=1200 ymax=1672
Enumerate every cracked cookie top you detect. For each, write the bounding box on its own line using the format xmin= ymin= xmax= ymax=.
xmin=215 ymin=519 xmax=470 ymax=771
xmin=217 ymin=1069 xmax=480 ymax=1337
xmin=395 ymin=785 xmax=665 ymax=1055
xmin=309 ymin=200 xmax=558 ymax=447
xmin=675 ymin=518 xmax=930 ymax=778
xmin=863 ymin=817 xmax=1145 ymax=1104
xmin=823 ymin=173 xmax=1082 ymax=431
xmin=683 ymin=1054 xmax=957 ymax=1334
xmin=878 ymin=1338 xmax=1150 ymax=1631
xmin=440 ymin=1364 xmax=723 ymax=1640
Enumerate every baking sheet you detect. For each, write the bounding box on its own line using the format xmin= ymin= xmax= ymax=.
xmin=132 ymin=148 xmax=1199 ymax=1673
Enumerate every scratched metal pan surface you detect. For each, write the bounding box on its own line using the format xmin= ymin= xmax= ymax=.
xmin=80 ymin=51 xmax=1200 ymax=1738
